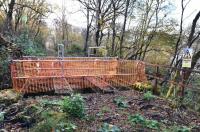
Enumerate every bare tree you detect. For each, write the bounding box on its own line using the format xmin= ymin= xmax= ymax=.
xmin=184 ymin=11 xmax=200 ymax=79
xmin=1 ymin=0 xmax=51 ymax=38
xmin=111 ymin=0 xmax=125 ymax=56
xmin=170 ymin=0 xmax=189 ymax=67
xmin=141 ymin=0 xmax=160 ymax=60
xmin=53 ymin=0 xmax=70 ymax=48
xmin=84 ymin=5 xmax=94 ymax=55
xmin=78 ymin=0 xmax=113 ymax=46
xmin=126 ymin=0 xmax=167 ymax=60
xmin=119 ymin=0 xmax=132 ymax=58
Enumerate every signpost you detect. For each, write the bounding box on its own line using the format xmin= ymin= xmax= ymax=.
xmin=182 ymin=47 xmax=193 ymax=68
xmin=181 ymin=47 xmax=193 ymax=98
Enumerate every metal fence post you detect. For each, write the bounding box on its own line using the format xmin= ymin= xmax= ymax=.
xmin=58 ymin=44 xmax=64 ymax=90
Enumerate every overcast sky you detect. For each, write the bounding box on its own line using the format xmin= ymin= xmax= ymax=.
xmin=46 ymin=0 xmax=200 ymax=28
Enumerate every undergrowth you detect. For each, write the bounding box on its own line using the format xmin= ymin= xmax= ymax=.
xmin=143 ymin=91 xmax=155 ymax=101
xmin=163 ymin=125 xmax=191 ymax=132
xmin=128 ymin=114 xmax=160 ymax=130
xmin=113 ymin=97 xmax=128 ymax=108
xmin=98 ymin=123 xmax=121 ymax=132
xmin=32 ymin=110 xmax=77 ymax=132
xmin=128 ymin=113 xmax=192 ymax=131
xmin=133 ymin=82 xmax=153 ymax=91
xmin=62 ymin=94 xmax=85 ymax=118
xmin=32 ymin=94 xmax=85 ymax=131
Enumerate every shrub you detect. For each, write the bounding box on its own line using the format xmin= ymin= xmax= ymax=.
xmin=143 ymin=91 xmax=155 ymax=101
xmin=128 ymin=114 xmax=146 ymax=126
xmin=128 ymin=114 xmax=160 ymax=130
xmin=62 ymin=94 xmax=85 ymax=118
xmin=14 ymin=28 xmax=46 ymax=56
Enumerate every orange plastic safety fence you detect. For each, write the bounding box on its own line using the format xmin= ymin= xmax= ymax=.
xmin=11 ymin=57 xmax=147 ymax=93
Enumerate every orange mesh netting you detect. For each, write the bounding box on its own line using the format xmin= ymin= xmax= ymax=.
xmin=11 ymin=57 xmax=147 ymax=93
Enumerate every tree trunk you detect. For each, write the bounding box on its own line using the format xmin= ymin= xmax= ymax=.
xmin=141 ymin=0 xmax=160 ymax=60
xmin=95 ymin=0 xmax=101 ymax=46
xmin=84 ymin=7 xmax=90 ymax=55
xmin=111 ymin=0 xmax=116 ymax=56
xmin=187 ymin=11 xmax=200 ymax=47
xmin=170 ymin=0 xmax=184 ymax=67
xmin=3 ymin=0 xmax=15 ymax=35
xmin=183 ymin=11 xmax=200 ymax=81
xmin=119 ymin=0 xmax=130 ymax=58
xmin=106 ymin=28 xmax=110 ymax=50
xmin=99 ymin=30 xmax=104 ymax=46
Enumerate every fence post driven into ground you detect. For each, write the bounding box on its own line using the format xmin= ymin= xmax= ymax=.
xmin=180 ymin=68 xmax=186 ymax=98
xmin=153 ymin=65 xmax=159 ymax=95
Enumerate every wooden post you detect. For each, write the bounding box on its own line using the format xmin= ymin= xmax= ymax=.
xmin=153 ymin=65 xmax=159 ymax=95
xmin=181 ymin=68 xmax=185 ymax=98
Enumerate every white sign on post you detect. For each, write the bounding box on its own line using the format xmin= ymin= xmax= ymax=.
xmin=182 ymin=47 xmax=193 ymax=68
